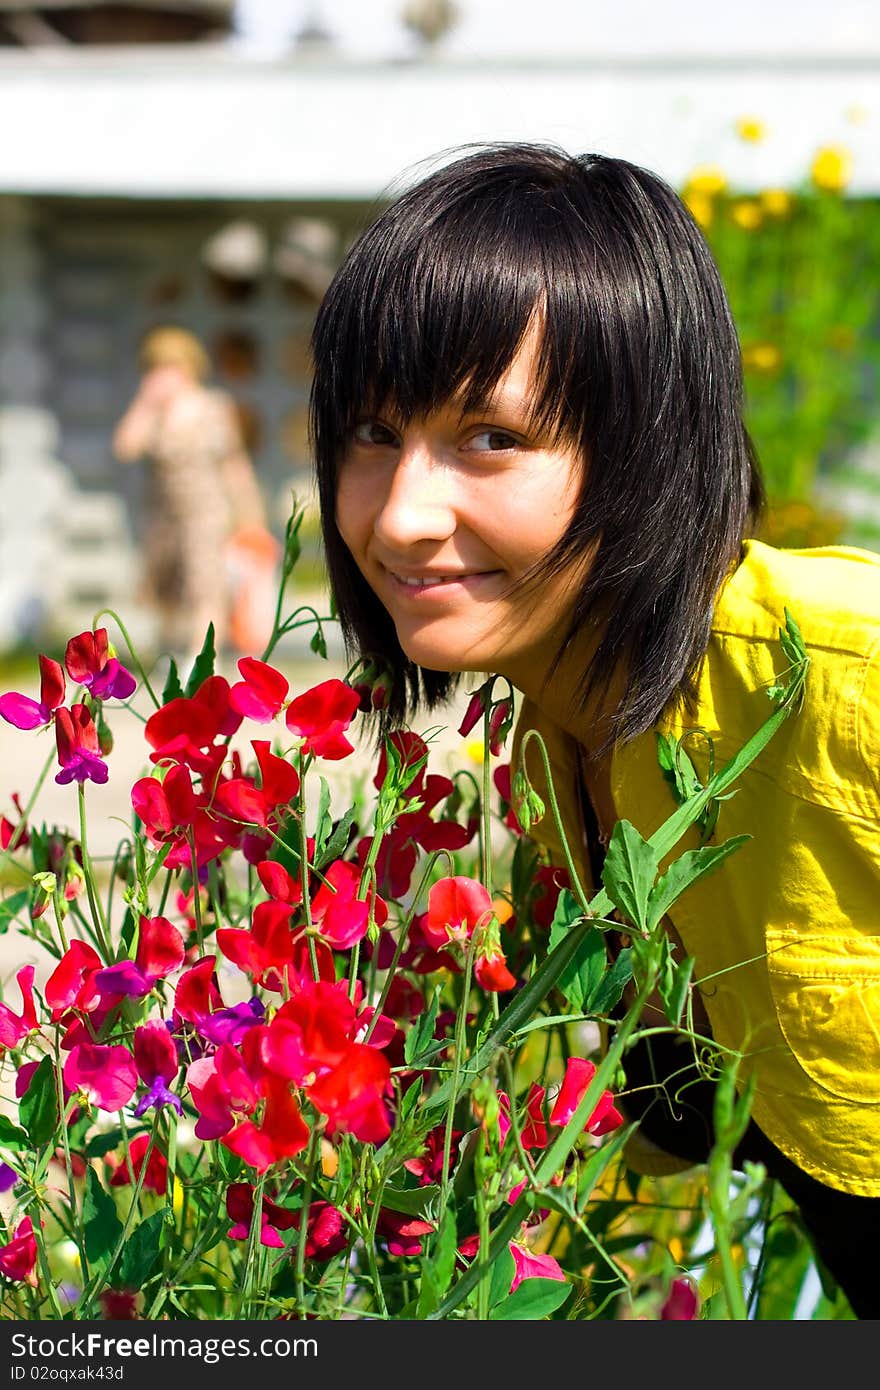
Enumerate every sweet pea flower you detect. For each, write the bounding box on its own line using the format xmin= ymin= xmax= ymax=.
xmin=63 ymin=1041 xmax=137 ymax=1111
xmin=424 ymin=875 xmax=493 ymax=950
xmin=308 ymin=1041 xmax=392 ymax=1145
xmin=0 ymin=966 xmax=39 ymax=1050
xmin=133 ymin=1020 xmax=183 ymax=1117
xmin=509 ymin=1242 xmax=566 ymax=1292
xmin=548 ymin=1057 xmax=624 ymax=1137
xmin=225 ymin=1182 xmax=298 ymax=1248
xmin=660 ymin=1275 xmax=700 ymax=1320
xmin=375 ymin=1208 xmax=435 ymax=1257
xmin=54 ymin=704 xmax=108 ymax=786
xmin=93 ymin=914 xmax=186 ymax=1000
xmin=285 ymin=679 xmax=360 ymax=760
xmin=228 ymin=658 xmax=289 ymax=722
xmin=1 ymin=792 xmax=29 ymax=851
xmin=64 ymin=628 xmax=136 ymax=702
xmin=0 ymin=654 xmax=65 ymax=730
xmin=311 ymin=859 xmax=388 ymax=950
xmin=106 ymin=1133 xmax=168 ymax=1196
xmin=0 ymin=1216 xmax=38 ymax=1286
xmin=290 ymin=1201 xmax=350 ymax=1262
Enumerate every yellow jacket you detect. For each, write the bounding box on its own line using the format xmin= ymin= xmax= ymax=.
xmin=511 ymin=538 xmax=880 ymax=1196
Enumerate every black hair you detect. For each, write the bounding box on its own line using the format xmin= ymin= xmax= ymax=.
xmin=310 ymin=141 xmax=764 ymax=753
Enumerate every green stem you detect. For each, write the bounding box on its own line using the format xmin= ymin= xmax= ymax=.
xmin=77 ymin=782 xmax=113 ymax=961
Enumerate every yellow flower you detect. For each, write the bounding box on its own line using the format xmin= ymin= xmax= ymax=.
xmin=742 ymin=342 xmax=782 ymax=375
xmin=683 ymin=190 xmax=714 ymax=229
xmin=685 ymin=164 xmax=727 ymax=196
xmin=760 ymin=187 xmax=793 ymax=218
xmin=736 ymin=116 xmax=766 ymax=143
xmin=730 ymin=199 xmax=763 ymax=231
xmin=465 ymin=738 xmax=485 ymax=764
xmin=810 ymin=144 xmax=853 ymax=192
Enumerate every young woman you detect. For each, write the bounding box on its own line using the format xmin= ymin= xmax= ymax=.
xmin=308 ymin=142 xmax=880 ymax=1318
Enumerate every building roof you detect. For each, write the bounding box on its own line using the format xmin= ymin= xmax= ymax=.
xmin=0 ymin=45 xmax=877 ymax=199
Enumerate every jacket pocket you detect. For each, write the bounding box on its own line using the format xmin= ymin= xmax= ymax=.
xmin=766 ymin=926 xmax=880 ymax=1103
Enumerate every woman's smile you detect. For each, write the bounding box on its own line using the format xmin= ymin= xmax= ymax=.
xmin=335 ymin=326 xmax=588 ymax=687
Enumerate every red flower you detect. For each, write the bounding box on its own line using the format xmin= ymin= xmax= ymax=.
xmin=375 ymin=1208 xmax=434 ymax=1257
xmin=223 ymin=1074 xmax=311 ymax=1174
xmin=291 ymin=1201 xmax=350 ymax=1262
xmin=424 ymin=875 xmax=493 ymax=950
xmin=1 ymin=793 xmax=29 ymax=851
xmin=54 ymin=704 xmax=108 ymax=786
xmin=225 ymin=1182 xmax=298 ymax=1249
xmin=45 ymin=939 xmax=103 ymax=1017
xmin=285 ymin=679 xmax=360 ymax=760
xmin=229 ymin=658 xmax=289 ymax=722
xmin=144 ymin=675 xmax=241 ymax=779
xmin=308 ymin=1042 xmax=392 ymax=1145
xmin=0 ymin=1216 xmax=38 ymax=1285
xmin=311 ymin=859 xmax=387 ymax=950
xmin=64 ymin=628 xmax=136 ymax=703
xmin=106 ymin=1133 xmax=168 ymax=1196
xmin=549 ymin=1057 xmax=624 ymax=1137
xmin=474 ymin=946 xmax=517 ymax=993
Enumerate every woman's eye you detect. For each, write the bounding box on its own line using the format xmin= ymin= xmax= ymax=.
xmin=465 ymin=429 xmax=520 ymax=453
xmin=352 ymin=420 xmax=399 ymax=447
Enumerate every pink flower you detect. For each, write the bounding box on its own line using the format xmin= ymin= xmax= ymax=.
xmin=54 ymin=704 xmax=108 ymax=786
xmin=63 ymin=1041 xmax=137 ymax=1111
xmin=64 ymin=628 xmax=136 ymax=702
xmin=285 ymin=679 xmax=361 ymax=760
xmin=0 ymin=654 xmax=65 ymax=730
xmin=660 ymin=1275 xmax=700 ymax=1320
xmin=509 ymin=1242 xmax=566 ymax=1291
xmin=0 ymin=966 xmax=39 ymax=1050
xmin=0 ymin=1216 xmax=38 ymax=1285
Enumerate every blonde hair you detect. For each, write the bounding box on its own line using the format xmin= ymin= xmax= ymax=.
xmin=138 ymin=326 xmax=210 ymax=381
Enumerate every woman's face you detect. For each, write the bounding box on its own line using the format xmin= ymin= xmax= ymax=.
xmin=335 ymin=329 xmax=589 ymax=690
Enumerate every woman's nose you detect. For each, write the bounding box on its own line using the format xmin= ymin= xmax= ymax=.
xmin=372 ymin=446 xmax=456 ymax=550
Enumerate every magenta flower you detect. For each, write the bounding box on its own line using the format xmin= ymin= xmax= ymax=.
xmin=63 ymin=1041 xmax=137 ymax=1111
xmin=64 ymin=628 xmax=136 ymax=702
xmin=54 ymin=704 xmax=108 ymax=786
xmin=133 ymin=1021 xmax=183 ymax=1118
xmin=509 ymin=1243 xmax=566 ymax=1291
xmin=0 ymin=966 xmax=38 ymax=1049
xmin=660 ymin=1275 xmax=700 ymax=1320
xmin=225 ymin=1182 xmax=298 ymax=1249
xmin=0 ymin=654 xmax=65 ymax=730
xmin=0 ymin=1216 xmax=38 ymax=1286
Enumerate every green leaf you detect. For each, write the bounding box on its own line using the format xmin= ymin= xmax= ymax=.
xmin=83 ymin=1165 xmax=123 ymax=1268
xmin=313 ymin=778 xmax=333 ymax=859
xmin=85 ymin=1127 xmax=128 ymax=1159
xmin=379 ymin=1184 xmax=441 ymax=1221
xmin=118 ymin=1209 xmax=167 ymax=1287
xmin=601 ymin=820 xmax=658 ymax=933
xmin=646 ymin=834 xmax=751 ymax=931
xmin=161 ymin=657 xmax=184 ymax=704
xmin=404 ymin=985 xmax=441 ymax=1066
xmin=313 ymin=808 xmax=357 ymax=872
xmin=0 ymin=889 xmax=30 ymax=934
xmin=184 ymin=623 xmax=216 ymax=698
xmin=415 ymin=1265 xmax=440 ymax=1318
xmin=490 ymin=1276 xmax=573 ymax=1320
xmin=586 ymin=947 xmax=633 ymax=1016
xmin=487 ymin=1245 xmax=516 ymax=1309
xmin=19 ymin=1055 xmax=57 ymax=1147
xmin=431 ymin=1207 xmax=459 ymax=1300
xmin=0 ymin=1114 xmax=29 ymax=1148
xmin=549 ymin=894 xmax=606 ymax=1011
